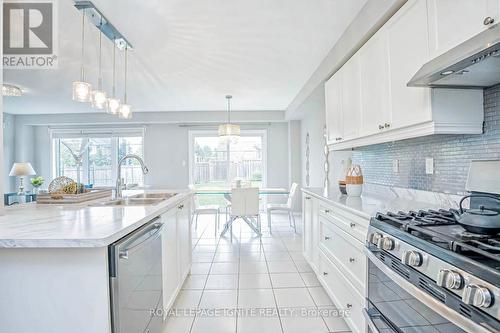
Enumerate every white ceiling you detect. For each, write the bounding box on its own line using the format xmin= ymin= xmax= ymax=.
xmin=4 ymin=0 xmax=366 ymax=114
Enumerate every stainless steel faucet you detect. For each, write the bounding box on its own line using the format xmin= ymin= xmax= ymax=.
xmin=115 ymin=154 xmax=149 ymax=198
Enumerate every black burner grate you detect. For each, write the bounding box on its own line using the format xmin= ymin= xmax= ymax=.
xmin=375 ymin=209 xmax=500 ymax=268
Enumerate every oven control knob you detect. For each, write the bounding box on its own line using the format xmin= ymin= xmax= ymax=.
xmin=377 ymin=237 xmax=395 ymax=251
xmin=436 ymin=269 xmax=463 ymax=290
xmin=462 ymin=284 xmax=493 ymax=308
xmin=401 ymin=250 xmax=423 ymax=267
xmin=369 ymin=233 xmax=383 ymax=246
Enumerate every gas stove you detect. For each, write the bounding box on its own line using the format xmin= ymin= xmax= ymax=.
xmin=363 ymin=161 xmax=500 ymax=333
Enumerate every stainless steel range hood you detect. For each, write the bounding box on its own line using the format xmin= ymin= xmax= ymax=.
xmin=408 ymin=23 xmax=500 ymax=89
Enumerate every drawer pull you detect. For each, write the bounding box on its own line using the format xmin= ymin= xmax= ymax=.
xmin=484 ymin=16 xmax=495 ymax=25
xmin=305 ymin=196 xmax=311 ymax=200
xmin=324 ymin=209 xmax=330 ymax=214
xmin=323 ymin=272 xmax=328 ymax=276
xmin=178 ymin=204 xmax=184 ymax=210
xmin=346 ymin=303 xmax=352 ymax=309
xmin=349 ymin=257 xmax=355 ymax=263
xmin=324 ymin=236 xmax=331 ymax=241
xmin=378 ymin=124 xmax=384 ymax=130
xmin=350 ymin=223 xmax=356 ymax=228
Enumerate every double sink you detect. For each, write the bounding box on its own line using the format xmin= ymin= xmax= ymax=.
xmin=92 ymin=192 xmax=177 ymax=207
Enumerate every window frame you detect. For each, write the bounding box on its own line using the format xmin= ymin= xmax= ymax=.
xmin=188 ymin=129 xmax=268 ymax=187
xmin=50 ymin=128 xmax=146 ymax=187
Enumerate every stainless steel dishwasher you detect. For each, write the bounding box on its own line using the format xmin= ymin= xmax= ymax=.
xmin=109 ymin=217 xmax=164 ymax=333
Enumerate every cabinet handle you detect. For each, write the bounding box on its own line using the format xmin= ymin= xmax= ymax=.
xmin=324 ymin=236 xmax=331 ymax=241
xmin=484 ymin=16 xmax=495 ymax=25
xmin=346 ymin=303 xmax=352 ymax=309
xmin=350 ymin=223 xmax=356 ymax=228
xmin=323 ymin=272 xmax=328 ymax=276
xmin=335 ymin=137 xmax=342 ymax=141
xmin=384 ymin=123 xmax=391 ymax=128
xmin=349 ymin=257 xmax=355 ymax=263
xmin=305 ymin=196 xmax=311 ymax=200
xmin=378 ymin=124 xmax=384 ymax=130
xmin=324 ymin=209 xmax=330 ymax=214
xmin=178 ymin=204 xmax=184 ymax=210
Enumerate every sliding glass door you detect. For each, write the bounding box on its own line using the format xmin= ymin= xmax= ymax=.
xmin=190 ymin=130 xmax=267 ymax=188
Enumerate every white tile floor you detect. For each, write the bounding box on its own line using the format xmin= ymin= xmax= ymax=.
xmin=163 ymin=213 xmax=351 ymax=333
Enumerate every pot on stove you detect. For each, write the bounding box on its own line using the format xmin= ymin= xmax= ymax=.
xmin=452 ymin=195 xmax=500 ymax=234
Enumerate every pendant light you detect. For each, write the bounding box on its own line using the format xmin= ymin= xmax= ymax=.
xmin=106 ymin=40 xmax=120 ymax=114
xmin=91 ymin=16 xmax=107 ymax=109
xmin=72 ymin=10 xmax=92 ymax=102
xmin=118 ymin=47 xmax=132 ymax=119
xmin=218 ymin=95 xmax=240 ymax=137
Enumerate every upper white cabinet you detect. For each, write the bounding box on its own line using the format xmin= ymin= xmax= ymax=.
xmin=358 ymin=28 xmax=391 ymax=136
xmin=340 ymin=54 xmax=361 ymax=141
xmin=325 ymin=0 xmax=485 ymax=150
xmin=324 ymin=70 xmax=343 ymax=144
xmin=427 ymin=0 xmax=500 ymax=58
xmin=387 ymin=0 xmax=432 ymax=129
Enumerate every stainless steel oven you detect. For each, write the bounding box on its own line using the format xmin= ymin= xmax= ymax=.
xmin=364 ymin=240 xmax=499 ymax=333
xmin=109 ymin=218 xmax=164 ymax=333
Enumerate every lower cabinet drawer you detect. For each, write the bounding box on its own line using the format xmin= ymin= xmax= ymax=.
xmin=319 ymin=217 xmax=366 ymax=294
xmin=319 ymin=204 xmax=368 ymax=243
xmin=318 ymin=251 xmax=366 ymax=333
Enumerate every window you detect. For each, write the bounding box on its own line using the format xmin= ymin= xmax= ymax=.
xmin=52 ymin=129 xmax=144 ymax=187
xmin=190 ymin=130 xmax=266 ymax=188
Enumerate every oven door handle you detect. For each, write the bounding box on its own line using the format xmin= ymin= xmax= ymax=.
xmin=364 ymin=248 xmax=492 ymax=333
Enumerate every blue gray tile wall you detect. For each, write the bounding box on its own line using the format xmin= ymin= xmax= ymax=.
xmin=352 ymin=84 xmax=500 ymax=195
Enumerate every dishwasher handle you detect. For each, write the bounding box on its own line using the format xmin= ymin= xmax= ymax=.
xmin=118 ymin=219 xmax=163 ymax=260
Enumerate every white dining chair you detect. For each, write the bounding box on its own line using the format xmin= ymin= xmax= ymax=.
xmin=220 ymin=187 xmax=261 ymax=237
xmin=188 ymin=185 xmax=220 ymax=236
xmin=266 ymin=183 xmax=298 ymax=233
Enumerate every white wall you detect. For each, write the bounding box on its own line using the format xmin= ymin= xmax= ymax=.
xmin=3 ymin=113 xmax=291 ymax=192
xmin=3 ymin=114 xmax=15 ymax=193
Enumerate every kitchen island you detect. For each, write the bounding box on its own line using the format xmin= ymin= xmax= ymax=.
xmin=0 ymin=189 xmax=193 ymax=333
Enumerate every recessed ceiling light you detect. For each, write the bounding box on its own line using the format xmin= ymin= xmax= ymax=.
xmin=2 ymin=84 xmax=23 ymax=97
xmin=441 ymin=70 xmax=455 ymax=76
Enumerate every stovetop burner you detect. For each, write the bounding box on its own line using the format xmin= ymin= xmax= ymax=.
xmin=375 ymin=209 xmax=500 ymax=270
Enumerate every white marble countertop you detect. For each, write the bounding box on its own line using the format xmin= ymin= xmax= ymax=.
xmin=302 ymin=187 xmax=450 ymax=220
xmin=0 ymin=189 xmax=192 ymax=248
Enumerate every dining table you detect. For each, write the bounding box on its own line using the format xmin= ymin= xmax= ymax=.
xmin=194 ymin=187 xmax=290 ymax=237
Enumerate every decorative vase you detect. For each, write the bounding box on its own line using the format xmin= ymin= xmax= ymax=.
xmin=346 ymin=164 xmax=363 ymax=197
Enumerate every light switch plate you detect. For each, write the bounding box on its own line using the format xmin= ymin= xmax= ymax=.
xmin=392 ymin=159 xmax=399 ymax=173
xmin=425 ymin=158 xmax=434 ymax=175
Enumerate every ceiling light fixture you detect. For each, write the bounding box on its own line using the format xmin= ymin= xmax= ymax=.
xmin=91 ymin=16 xmax=107 ymax=109
xmin=106 ymin=40 xmax=121 ymax=115
xmin=72 ymin=9 xmax=92 ymax=102
xmin=218 ymin=95 xmax=240 ymax=138
xmin=118 ymin=47 xmax=132 ymax=119
xmin=2 ymin=84 xmax=23 ymax=97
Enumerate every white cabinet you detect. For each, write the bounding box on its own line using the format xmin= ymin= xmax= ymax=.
xmin=302 ymin=194 xmax=319 ymax=273
xmin=324 ymin=71 xmax=343 ymax=144
xmin=340 ymin=55 xmax=361 ymax=140
xmin=177 ymin=200 xmax=192 ymax=280
xmin=301 ymin=189 xmax=369 ymax=333
xmin=427 ymin=0 xmax=500 ymax=58
xmin=325 ymin=0 xmax=485 ymax=150
xmin=358 ymin=28 xmax=391 ymax=136
xmin=324 ymin=54 xmax=361 ymax=143
xmin=162 ymin=208 xmax=179 ymax=311
xmin=162 ymin=197 xmax=193 ymax=314
xmin=387 ymin=0 xmax=432 ymax=129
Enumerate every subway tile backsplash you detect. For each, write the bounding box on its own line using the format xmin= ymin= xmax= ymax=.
xmin=352 ymin=84 xmax=500 ymax=195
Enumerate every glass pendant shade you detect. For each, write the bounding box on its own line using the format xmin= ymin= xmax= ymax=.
xmin=218 ymin=123 xmax=241 ymax=137
xmin=106 ymin=97 xmax=121 ymax=114
xmin=118 ymin=104 xmax=132 ymax=119
xmin=72 ymin=81 xmax=92 ymax=102
xmin=91 ymin=89 xmax=107 ymax=109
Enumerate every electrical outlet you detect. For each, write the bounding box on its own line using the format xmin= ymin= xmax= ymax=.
xmin=392 ymin=159 xmax=399 ymax=173
xmin=425 ymin=158 xmax=434 ymax=175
